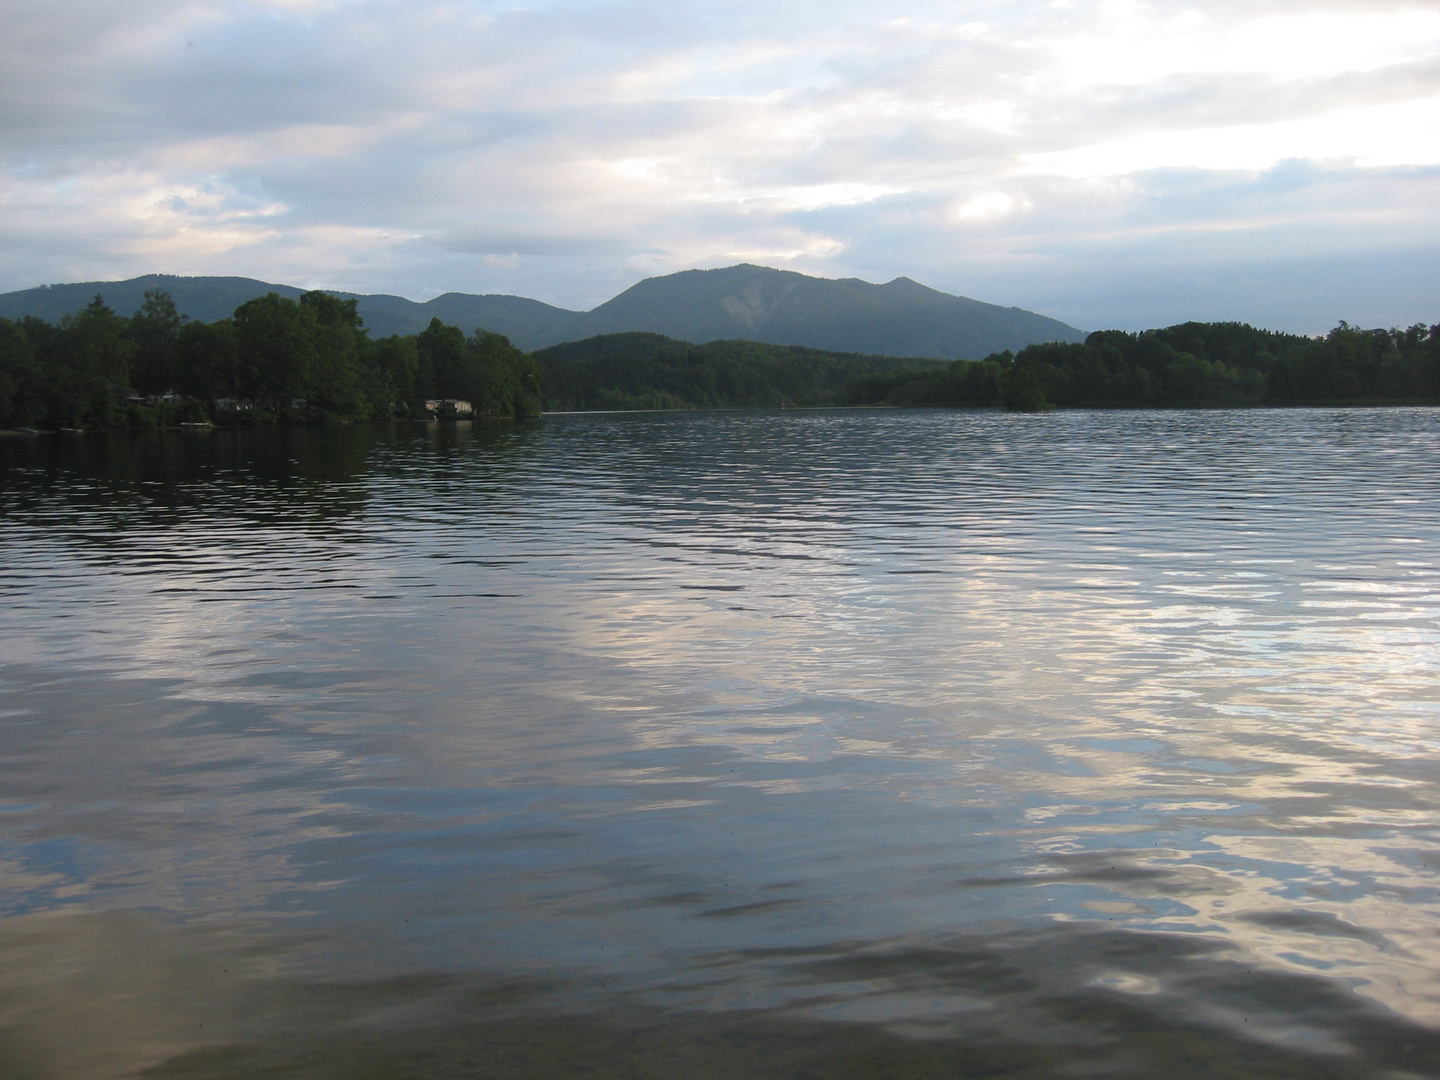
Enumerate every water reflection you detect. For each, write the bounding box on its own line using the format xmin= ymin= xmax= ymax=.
xmin=0 ymin=408 xmax=1437 ymax=1078
xmin=6 ymin=911 xmax=1440 ymax=1080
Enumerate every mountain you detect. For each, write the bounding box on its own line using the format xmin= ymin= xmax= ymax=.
xmin=577 ymin=265 xmax=1083 ymax=358
xmin=0 ymin=275 xmax=311 ymax=327
xmin=0 ymin=275 xmax=584 ymax=346
xmin=0 ymin=265 xmax=1084 ymax=358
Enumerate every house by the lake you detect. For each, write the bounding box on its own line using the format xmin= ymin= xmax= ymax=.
xmin=422 ymin=399 xmax=474 ymax=417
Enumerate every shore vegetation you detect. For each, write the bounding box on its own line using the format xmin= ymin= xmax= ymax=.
xmin=0 ymin=290 xmax=541 ymax=430
xmin=1 ymin=292 xmax=1436 ymax=430
xmin=842 ymin=321 xmax=1440 ymax=410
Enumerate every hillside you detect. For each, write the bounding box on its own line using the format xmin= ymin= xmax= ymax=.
xmin=577 ymin=265 xmax=1083 ymax=358
xmin=0 ymin=275 xmax=583 ymax=347
xmin=535 ymin=333 xmax=945 ymax=411
xmin=0 ymin=265 xmax=1083 ymax=359
xmin=0 ymin=275 xmax=312 ymax=327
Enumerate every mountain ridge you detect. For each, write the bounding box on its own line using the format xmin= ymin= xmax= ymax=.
xmin=0 ymin=265 xmax=1084 ymax=359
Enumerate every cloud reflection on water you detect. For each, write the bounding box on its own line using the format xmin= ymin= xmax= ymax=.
xmin=0 ymin=409 xmax=1437 ymax=1075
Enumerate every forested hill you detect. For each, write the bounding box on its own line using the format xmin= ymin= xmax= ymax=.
xmin=536 ymin=333 xmax=945 ymax=411
xmin=0 ymin=265 xmax=1082 ymax=358
xmin=559 ymin=265 xmax=1083 ymax=358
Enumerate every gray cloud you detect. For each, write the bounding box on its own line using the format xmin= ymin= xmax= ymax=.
xmin=1 ymin=0 xmax=1438 ymax=329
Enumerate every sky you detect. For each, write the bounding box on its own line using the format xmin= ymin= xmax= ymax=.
xmin=2 ymin=0 xmax=1438 ymax=333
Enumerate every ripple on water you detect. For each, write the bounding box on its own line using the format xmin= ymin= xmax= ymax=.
xmin=0 ymin=407 xmax=1437 ymax=1078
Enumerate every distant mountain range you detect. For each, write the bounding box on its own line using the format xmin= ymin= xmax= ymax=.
xmin=0 ymin=264 xmax=1084 ymax=359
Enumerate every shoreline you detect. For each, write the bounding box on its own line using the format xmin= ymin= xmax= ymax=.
xmin=6 ymin=397 xmax=1439 ymax=436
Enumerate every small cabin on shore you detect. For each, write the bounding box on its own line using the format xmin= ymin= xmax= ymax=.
xmin=422 ymin=399 xmax=473 ymax=417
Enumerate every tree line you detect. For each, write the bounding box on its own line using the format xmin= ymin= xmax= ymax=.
xmin=843 ymin=321 xmax=1440 ymax=411
xmin=0 ymin=290 xmax=541 ymax=429
xmin=2 ymin=293 xmax=1437 ymax=429
xmin=536 ymin=333 xmax=942 ymax=411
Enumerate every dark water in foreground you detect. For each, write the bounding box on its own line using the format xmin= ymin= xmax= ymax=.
xmin=1 ymin=408 xmax=1438 ymax=1079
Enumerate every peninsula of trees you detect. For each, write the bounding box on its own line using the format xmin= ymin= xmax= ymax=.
xmin=0 ymin=288 xmax=1436 ymax=430
xmin=0 ymin=290 xmax=542 ymax=429
xmin=844 ymin=320 xmax=1440 ymax=411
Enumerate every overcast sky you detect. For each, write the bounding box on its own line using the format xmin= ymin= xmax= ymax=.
xmin=2 ymin=0 xmax=1438 ymax=332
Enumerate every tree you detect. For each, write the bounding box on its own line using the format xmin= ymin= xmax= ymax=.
xmin=37 ymin=296 xmax=136 ymax=427
xmin=175 ymin=318 xmax=241 ymax=400
xmin=999 ymin=358 xmax=1049 ymax=412
xmin=371 ymin=336 xmax=419 ymax=404
xmin=299 ymin=291 xmax=369 ymax=418
xmin=416 ymin=318 xmax=466 ymax=401
xmin=466 ymin=329 xmax=542 ymax=417
xmin=0 ymin=319 xmax=40 ymax=426
xmin=233 ymin=293 xmax=317 ymax=406
xmin=129 ymin=289 xmax=185 ymax=394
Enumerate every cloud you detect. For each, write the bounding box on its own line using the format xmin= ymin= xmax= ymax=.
xmin=1023 ymin=96 xmax=1440 ymax=176
xmin=1 ymin=0 xmax=1438 ymax=328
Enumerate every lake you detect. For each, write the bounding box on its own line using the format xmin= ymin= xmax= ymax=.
xmin=1 ymin=407 xmax=1438 ymax=1079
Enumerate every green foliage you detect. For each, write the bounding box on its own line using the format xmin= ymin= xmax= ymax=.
xmin=129 ymin=289 xmax=184 ymax=394
xmin=3 ymin=297 xmax=1436 ymax=430
xmin=847 ymin=319 xmax=1440 ymax=410
xmin=537 ymin=333 xmax=944 ymax=411
xmin=0 ymin=290 xmax=542 ymax=429
xmin=416 ymin=318 xmax=467 ymax=400
xmin=174 ymin=319 xmax=241 ymax=400
xmin=299 ymin=291 xmax=370 ymax=418
xmin=999 ymin=360 xmax=1050 ymax=412
xmin=0 ymin=317 xmax=41 ymax=426
xmin=469 ymin=330 xmax=543 ymax=418
xmin=841 ymin=357 xmax=1003 ymax=407
xmin=1266 ymin=322 xmax=1440 ymax=403
xmin=9 ymin=297 xmax=138 ymax=428
xmin=416 ymin=319 xmax=542 ymax=417
xmin=233 ymin=292 xmax=319 ymax=406
xmin=370 ymin=335 xmax=419 ymax=403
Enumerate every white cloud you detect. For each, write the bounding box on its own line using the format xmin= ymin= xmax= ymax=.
xmin=1023 ymin=96 xmax=1440 ymax=176
xmin=953 ymin=192 xmax=1022 ymax=220
xmin=735 ymin=182 xmax=910 ymax=211
xmin=1 ymin=0 xmax=1438 ymax=328
xmin=1042 ymin=7 xmax=1440 ymax=88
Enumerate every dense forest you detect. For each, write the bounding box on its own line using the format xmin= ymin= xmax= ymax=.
xmin=0 ymin=290 xmax=541 ymax=429
xmin=843 ymin=321 xmax=1440 ymax=410
xmin=536 ymin=333 xmax=943 ymax=410
xmin=1 ymin=290 xmax=1437 ymax=429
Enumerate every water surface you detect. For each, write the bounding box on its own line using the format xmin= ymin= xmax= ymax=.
xmin=1 ymin=408 xmax=1438 ymax=1078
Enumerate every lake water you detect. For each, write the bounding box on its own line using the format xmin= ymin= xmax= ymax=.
xmin=1 ymin=408 xmax=1438 ymax=1079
